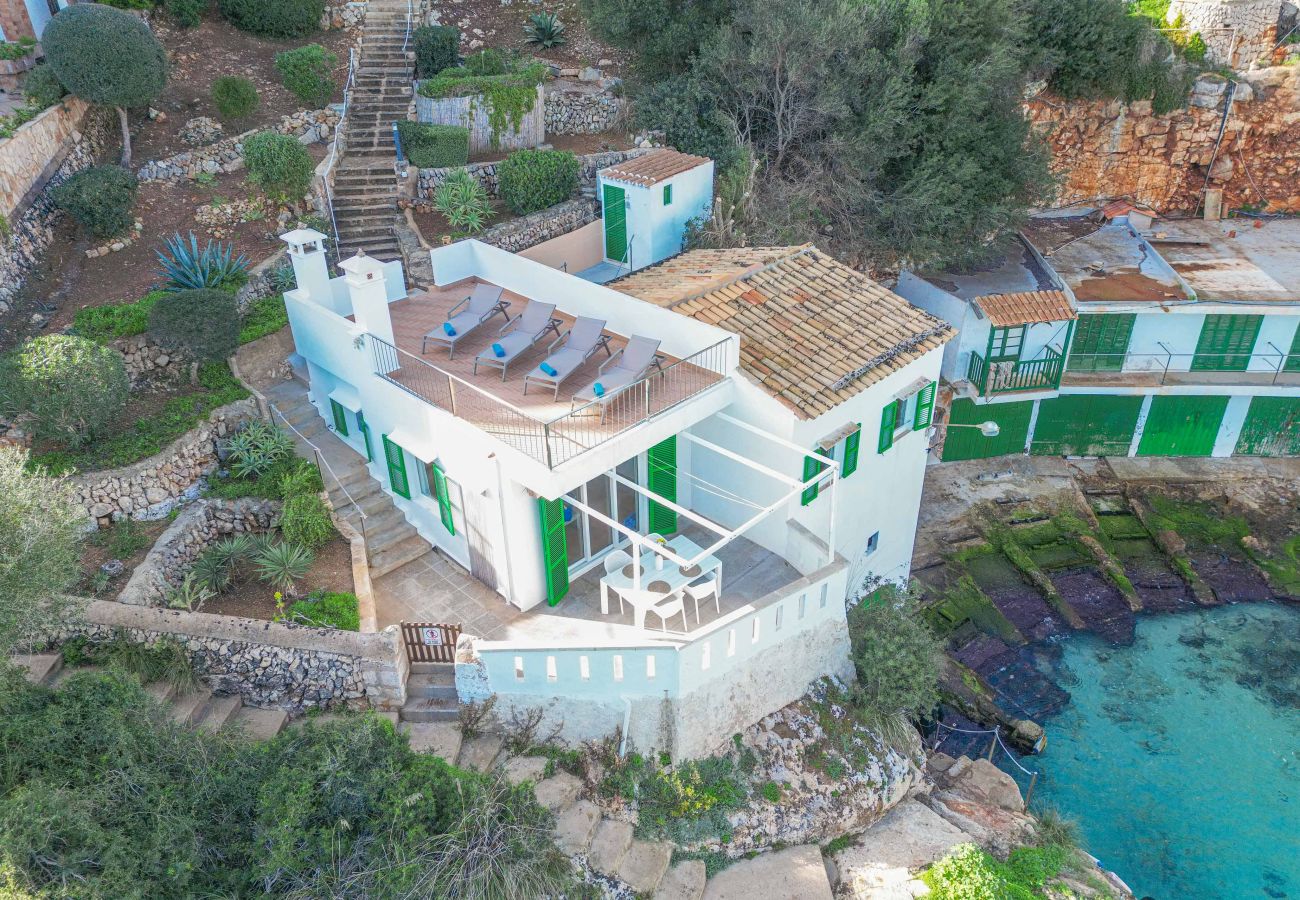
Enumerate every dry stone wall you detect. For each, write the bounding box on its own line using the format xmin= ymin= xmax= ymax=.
xmin=137 ymin=108 xmax=341 ymax=183
xmin=476 ymin=198 xmax=599 ymax=253
xmin=117 ymin=498 xmax=280 ymax=607
xmin=415 ymin=147 xmax=647 ymax=200
xmin=1031 ymin=66 xmax=1300 ymax=215
xmin=71 ymin=398 xmax=260 ymax=527
xmin=414 ymin=85 xmax=546 ymax=155
xmin=1168 ymin=0 xmax=1286 ymax=67
xmin=544 ymin=85 xmax=625 ymax=135
xmin=113 ymin=335 xmax=188 ymax=386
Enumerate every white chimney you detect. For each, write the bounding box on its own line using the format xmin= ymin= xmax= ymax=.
xmin=340 ymin=251 xmax=395 ymax=347
xmin=280 ymin=228 xmax=332 ymax=304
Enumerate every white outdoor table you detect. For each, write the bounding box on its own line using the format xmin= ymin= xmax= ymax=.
xmin=599 ymin=535 xmax=722 ymax=627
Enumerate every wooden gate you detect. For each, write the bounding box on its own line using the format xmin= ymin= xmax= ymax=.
xmin=401 ymin=622 xmax=462 ymax=663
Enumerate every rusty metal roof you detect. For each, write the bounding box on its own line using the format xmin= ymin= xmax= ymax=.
xmin=599 ymin=149 xmax=712 ymax=187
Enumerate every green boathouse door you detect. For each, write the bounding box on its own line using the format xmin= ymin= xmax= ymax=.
xmin=603 ymin=183 xmax=627 ymax=264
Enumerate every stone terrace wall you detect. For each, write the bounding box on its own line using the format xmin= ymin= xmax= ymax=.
xmin=113 ymin=334 xmax=188 ymax=386
xmin=476 ymin=197 xmax=598 ymax=253
xmin=416 ymin=147 xmax=647 ymax=200
xmin=1168 ymin=0 xmax=1284 ymax=68
xmin=414 ymin=85 xmax=546 ymax=155
xmin=0 ymin=97 xmax=92 ymax=217
xmin=137 ymin=108 xmax=340 ymax=183
xmin=70 ymin=599 xmax=408 ymax=712
xmin=1030 ymin=66 xmax=1300 ymax=215
xmin=71 ymin=398 xmax=260 ymax=527
xmin=544 ymin=84 xmax=625 ymax=135
xmin=117 ymin=498 xmax=280 ymax=607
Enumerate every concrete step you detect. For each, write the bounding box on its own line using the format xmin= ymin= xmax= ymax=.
xmin=145 ymin=679 xmax=178 ymax=704
xmin=400 ymin=696 xmax=458 ymax=723
xmin=456 ymin=732 xmax=503 ymax=772
xmin=588 ymin=819 xmax=635 ymax=878
xmin=224 ymin=705 xmax=289 ymax=740
xmin=195 ymin=694 xmax=243 ymax=732
xmin=619 ymin=840 xmax=674 ymax=895
xmin=409 ymin=659 xmax=454 ymax=675
xmin=401 ymin=721 xmax=462 ymax=761
xmin=13 ymin=653 xmax=62 ymax=685
xmin=503 ymin=755 xmax=549 ymax=785
xmin=369 ymin=532 xmax=432 ymax=577
xmin=534 ymin=772 xmax=583 ymax=814
xmin=407 ymin=672 xmax=458 ymax=700
xmin=170 ymin=689 xmax=212 ymax=726
xmin=554 ymin=799 xmax=602 ymax=855
xmin=654 ymin=860 xmax=707 ymax=900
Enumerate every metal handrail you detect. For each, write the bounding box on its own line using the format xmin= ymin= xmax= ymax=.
xmin=401 ymin=0 xmax=414 ymax=53
xmin=1062 ymin=345 xmax=1290 ymax=384
xmin=321 ymin=47 xmax=359 ymax=250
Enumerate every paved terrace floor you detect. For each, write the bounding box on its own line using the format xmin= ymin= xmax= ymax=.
xmin=374 ymin=279 xmax=725 ymax=464
xmin=373 ymin=524 xmax=803 ymax=645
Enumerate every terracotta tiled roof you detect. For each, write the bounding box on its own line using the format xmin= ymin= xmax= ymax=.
xmin=613 ymin=246 xmax=953 ymax=419
xmin=600 ymin=149 xmax=711 ymax=187
xmin=975 ymin=291 xmax=1076 ymax=327
xmin=1100 ymin=200 xmax=1158 ymax=221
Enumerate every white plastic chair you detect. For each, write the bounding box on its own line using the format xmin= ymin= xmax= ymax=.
xmin=645 ymin=591 xmax=688 ymax=633
xmin=601 ymin=550 xmax=632 ymax=614
xmin=684 ymin=578 xmax=720 ymax=623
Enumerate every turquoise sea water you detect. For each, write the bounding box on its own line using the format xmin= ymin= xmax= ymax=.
xmin=1030 ymin=602 xmax=1300 ymax=900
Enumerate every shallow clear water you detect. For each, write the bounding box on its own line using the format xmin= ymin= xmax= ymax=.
xmin=1031 ymin=602 xmax=1300 ymax=899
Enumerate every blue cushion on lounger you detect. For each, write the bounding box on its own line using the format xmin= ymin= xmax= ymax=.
xmin=443 ymin=322 xmax=456 ymax=336
xmin=540 ymin=361 xmax=558 ymax=376
xmin=593 ymin=382 xmax=605 ymax=397
xmin=492 ymin=342 xmax=506 ymax=358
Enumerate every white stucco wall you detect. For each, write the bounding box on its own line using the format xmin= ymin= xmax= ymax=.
xmin=598 ymin=161 xmax=715 ymax=270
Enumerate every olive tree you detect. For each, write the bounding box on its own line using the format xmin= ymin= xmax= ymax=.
xmin=0 ymin=335 xmax=130 ymax=449
xmin=0 ymin=448 xmax=86 ymax=655
xmin=42 ymin=5 xmax=168 ymax=165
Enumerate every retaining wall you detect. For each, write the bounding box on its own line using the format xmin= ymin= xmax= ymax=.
xmin=544 ymin=84 xmax=625 ymax=135
xmin=136 ymin=108 xmax=340 ymax=183
xmin=415 ymin=147 xmax=647 ymax=200
xmin=414 ymin=85 xmax=545 ymax=155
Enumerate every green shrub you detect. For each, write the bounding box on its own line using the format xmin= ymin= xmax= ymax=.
xmin=280 ymin=493 xmax=334 ymax=550
xmin=243 ymin=131 xmax=314 ymax=200
xmin=211 ymin=75 xmax=259 ymax=120
xmin=922 ymin=844 xmax=1007 ymax=899
xmin=396 ymin=120 xmax=469 ymax=168
xmin=239 ymin=293 xmax=289 ymax=344
xmin=463 ymin=48 xmax=506 ymax=76
xmin=165 ymin=0 xmax=207 ymax=28
xmin=51 ymin=165 xmax=138 ymax=239
xmin=277 ymin=458 xmax=323 ymax=499
xmin=274 ymin=43 xmax=337 ymax=108
xmin=846 ymin=584 xmax=943 ymax=732
xmin=253 ymin=539 xmax=314 ymax=592
xmin=73 ymin=290 xmax=166 ymax=343
xmin=224 ymin=421 xmax=295 ymax=481
xmin=434 ymin=168 xmax=492 ymax=233
xmin=286 ymin=590 xmax=359 ymax=630
xmin=413 ymin=24 xmax=460 ymax=78
xmin=148 ymin=288 xmax=241 ymax=366
xmin=418 ymin=63 xmax=546 ymax=146
xmin=0 ymin=335 xmax=129 ymax=448
xmin=93 ymin=519 xmax=150 ymax=559
xmin=22 ymin=64 xmax=67 ymax=109
xmin=497 ymin=149 xmax=579 ymax=214
xmin=218 ymin=0 xmax=323 ymax=38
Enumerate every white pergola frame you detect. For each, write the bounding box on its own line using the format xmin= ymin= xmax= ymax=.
xmin=561 ymin=417 xmax=838 ymax=592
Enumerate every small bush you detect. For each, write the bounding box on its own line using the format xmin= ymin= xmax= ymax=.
xmin=211 ymin=75 xmax=259 ymax=120
xmin=239 ymin=293 xmax=289 ymax=344
xmin=922 ymin=844 xmax=1006 ymax=899
xmin=0 ymin=335 xmax=129 ymax=448
xmin=497 ymin=149 xmax=579 ymax=215
xmin=51 ymin=165 xmax=138 ymax=239
xmin=274 ymin=43 xmax=337 ymax=108
xmin=280 ymin=493 xmax=334 ymax=550
xmin=463 ymin=49 xmax=506 ymax=76
xmin=413 ymin=24 xmax=459 ymax=78
xmin=22 ymin=64 xmax=67 ymax=109
xmin=148 ymin=289 xmax=241 ymax=365
xmin=73 ymin=290 xmax=165 ymax=342
xmin=165 ymin=0 xmax=207 ymax=28
xmin=218 ymin=0 xmax=323 ymax=38
xmin=396 ymin=121 xmax=469 ymax=168
xmin=277 ymin=458 xmax=323 ymax=499
xmin=243 ymin=131 xmax=314 ymax=200
xmin=254 ymin=539 xmax=314 ymax=592
xmin=847 ymin=584 xmax=943 ymax=729
xmin=434 ymin=169 xmax=492 ymax=233
xmin=286 ymin=590 xmax=359 ymax=630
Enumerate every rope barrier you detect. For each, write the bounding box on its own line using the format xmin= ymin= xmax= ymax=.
xmin=931 ymin=720 xmax=1040 ymax=778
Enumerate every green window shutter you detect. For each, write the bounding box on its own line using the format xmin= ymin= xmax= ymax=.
xmin=382 ymin=434 xmax=410 ymax=499
xmin=800 ymin=449 xmax=825 ymax=506
xmin=913 ymin=381 xmax=937 ymax=429
xmin=841 ymin=426 xmax=862 ymax=478
xmin=1068 ymin=314 xmax=1134 ymax=372
xmin=663 ymin=184 xmax=672 ymax=205
xmin=330 ymin=399 xmax=349 ymax=436
xmin=646 ymin=436 xmax=678 ymax=533
xmin=1286 ymin=324 xmax=1300 ymax=373
xmin=430 ymin=462 xmax=455 ymax=535
xmin=537 ymin=497 xmax=569 ymax=606
xmin=878 ymin=401 xmax=898 ymax=453
xmin=356 ymin=411 xmax=374 ymax=462
xmin=603 ymin=183 xmax=627 ymax=262
xmin=1191 ymin=314 xmax=1262 ymax=371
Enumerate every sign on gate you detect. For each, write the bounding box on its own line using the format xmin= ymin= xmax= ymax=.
xmin=401 ymin=622 xmax=461 ymax=663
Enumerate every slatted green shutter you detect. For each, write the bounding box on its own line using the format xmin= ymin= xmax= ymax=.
xmin=603 ymin=183 xmax=627 ymax=263
xmin=878 ymin=401 xmax=898 ymax=453
xmin=1191 ymin=314 xmax=1262 ymax=371
xmin=913 ymin=381 xmax=937 ymax=429
xmin=429 ymin=462 xmax=455 ymax=535
xmin=800 ymin=449 xmax=826 ymax=506
xmin=647 ymin=436 xmax=678 ymax=533
xmin=841 ymin=426 xmax=862 ymax=478
xmin=1068 ymin=314 xmax=1134 ymax=372
xmin=382 ymin=434 xmax=410 ymax=499
xmin=357 ymin=411 xmax=374 ymax=462
xmin=663 ymin=184 xmax=672 ymax=205
xmin=537 ymin=497 xmax=569 ymax=606
xmin=330 ymin=399 xmax=349 ymax=436
xmin=1285 ymin=324 xmax=1300 ymax=373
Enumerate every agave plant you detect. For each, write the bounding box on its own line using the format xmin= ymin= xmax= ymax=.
xmin=191 ymin=550 xmax=234 ymax=594
xmin=523 ymin=12 xmax=566 ymax=48
xmin=254 ymin=539 xmax=314 ymax=593
xmin=157 ymin=231 xmax=251 ymax=292
xmin=224 ymin=421 xmax=295 ymax=480
xmin=167 ymin=572 xmax=214 ymax=612
xmin=434 ymin=169 xmax=492 ymax=234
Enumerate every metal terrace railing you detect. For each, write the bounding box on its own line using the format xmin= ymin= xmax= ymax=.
xmin=1061 ymin=343 xmax=1299 ymax=386
xmin=966 ymin=345 xmax=1065 ymax=395
xmin=368 ymin=335 xmax=730 ymax=468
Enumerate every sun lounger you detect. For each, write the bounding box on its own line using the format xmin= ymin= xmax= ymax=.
xmin=420 ymin=284 xmax=509 ymax=358
xmin=472 ymin=300 xmax=559 ymax=380
xmin=522 ymin=316 xmax=610 ymax=399
xmin=572 ymin=335 xmax=663 ymax=421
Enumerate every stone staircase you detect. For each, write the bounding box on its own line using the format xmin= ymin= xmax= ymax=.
xmin=400 ymin=662 xmax=459 ymax=723
xmin=331 ymin=0 xmax=414 ymax=262
xmin=265 ymin=379 xmax=431 ymax=578
xmin=14 ymin=654 xmax=289 ymax=740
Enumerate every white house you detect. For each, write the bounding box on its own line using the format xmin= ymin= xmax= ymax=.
xmin=279 ymin=230 xmax=950 ymax=757
xmin=897 ymin=210 xmax=1300 ymax=461
xmin=595 ymin=149 xmax=714 ymax=275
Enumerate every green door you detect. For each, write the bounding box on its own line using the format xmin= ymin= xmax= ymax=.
xmin=329 ymin=399 xmax=350 ymax=436
xmin=1191 ymin=314 xmax=1262 ymax=371
xmin=382 ymin=434 xmax=410 ymax=499
xmin=1030 ymin=394 xmax=1142 ymax=457
xmin=941 ymin=398 xmax=1033 ymax=461
xmin=1235 ymin=397 xmax=1300 ymax=456
xmin=646 ymin=436 xmax=678 ymax=533
xmin=537 ymin=497 xmax=569 ymax=606
xmin=1068 ymin=314 xmax=1135 ymax=372
xmin=1137 ymin=396 xmax=1228 ymax=456
xmin=603 ymin=183 xmax=627 ymax=264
